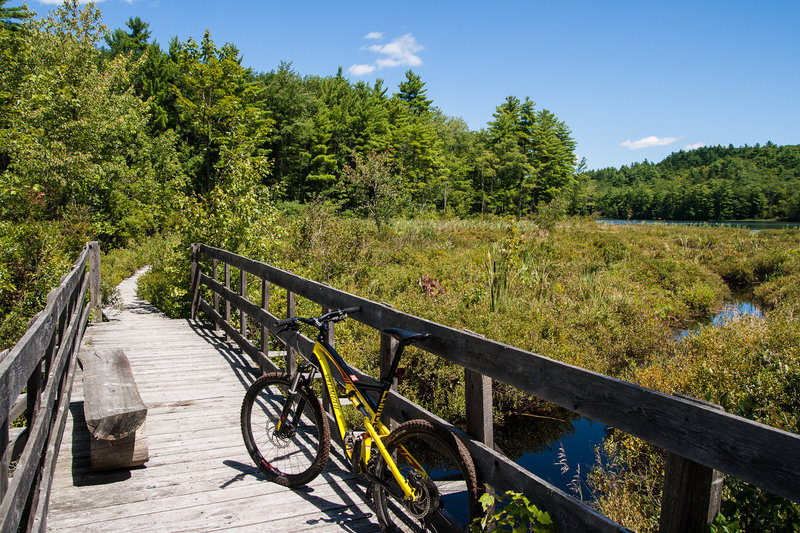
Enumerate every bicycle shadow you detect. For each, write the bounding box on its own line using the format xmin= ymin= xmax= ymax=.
xmin=221 ymin=449 xmax=380 ymax=532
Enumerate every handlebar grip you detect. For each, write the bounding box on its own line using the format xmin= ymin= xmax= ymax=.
xmin=275 ymin=317 xmax=295 ymax=327
xmin=343 ymin=307 xmax=361 ymax=314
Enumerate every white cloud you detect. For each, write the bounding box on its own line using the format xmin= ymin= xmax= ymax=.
xmin=369 ymin=33 xmax=423 ymax=68
xmin=349 ymin=32 xmax=424 ymax=77
xmin=620 ymin=135 xmax=680 ymax=150
xmin=34 ymin=0 xmax=104 ymax=3
xmin=685 ymin=142 xmax=706 ymax=150
xmin=348 ymin=64 xmax=376 ymax=76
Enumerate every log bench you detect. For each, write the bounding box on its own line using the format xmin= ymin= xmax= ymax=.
xmin=78 ymin=348 xmax=149 ymax=471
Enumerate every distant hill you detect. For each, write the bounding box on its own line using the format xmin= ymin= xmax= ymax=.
xmin=582 ymin=143 xmax=800 ymax=221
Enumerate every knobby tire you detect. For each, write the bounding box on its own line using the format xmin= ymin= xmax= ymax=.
xmin=241 ymin=372 xmax=331 ymax=487
xmin=371 ymin=419 xmax=479 ymax=532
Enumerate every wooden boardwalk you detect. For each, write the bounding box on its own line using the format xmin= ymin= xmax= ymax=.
xmin=47 ymin=269 xmax=380 ymax=532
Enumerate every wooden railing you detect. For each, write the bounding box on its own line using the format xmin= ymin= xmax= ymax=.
xmin=190 ymin=243 xmax=800 ymax=533
xmin=0 ymin=242 xmax=100 ymax=533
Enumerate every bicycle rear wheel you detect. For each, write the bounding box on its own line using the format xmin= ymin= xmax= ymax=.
xmin=241 ymin=372 xmax=330 ymax=487
xmin=370 ymin=419 xmax=479 ymax=532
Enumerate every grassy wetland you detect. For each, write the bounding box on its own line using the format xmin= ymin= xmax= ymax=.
xmin=133 ymin=211 xmax=800 ymax=531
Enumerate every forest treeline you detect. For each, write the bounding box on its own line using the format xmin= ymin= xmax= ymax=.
xmin=2 ymin=1 xmax=799 ymax=347
xmin=583 ymin=143 xmax=800 ymax=221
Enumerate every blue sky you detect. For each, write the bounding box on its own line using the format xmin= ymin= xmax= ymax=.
xmin=30 ymin=0 xmax=800 ymax=170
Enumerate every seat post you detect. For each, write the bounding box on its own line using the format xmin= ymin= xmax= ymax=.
xmin=382 ymin=341 xmax=406 ymax=385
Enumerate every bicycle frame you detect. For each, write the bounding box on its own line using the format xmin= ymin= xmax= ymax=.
xmin=309 ymin=334 xmax=422 ymax=502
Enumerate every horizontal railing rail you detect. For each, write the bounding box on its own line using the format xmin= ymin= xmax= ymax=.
xmin=191 ymin=243 xmax=800 ymax=532
xmin=0 ymin=242 xmax=101 ymax=533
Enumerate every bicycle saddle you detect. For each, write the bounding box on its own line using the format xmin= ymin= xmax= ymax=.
xmin=383 ymin=328 xmax=430 ymax=345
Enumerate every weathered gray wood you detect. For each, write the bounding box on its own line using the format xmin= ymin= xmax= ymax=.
xmin=212 ymin=258 xmax=219 ymax=331
xmin=198 ymin=300 xmax=278 ymax=373
xmin=240 ymin=268 xmax=247 ymax=339
xmin=0 ymin=416 xmax=7 ymax=501
xmin=79 ymin=348 xmax=147 ymax=441
xmin=48 ymin=268 xmax=379 ymax=533
xmin=465 ymin=368 xmax=493 ymax=447
xmin=659 ymin=452 xmax=724 ymax=533
xmin=189 ymin=243 xmax=200 ymax=320
xmin=88 ymin=241 xmax=101 ymax=323
xmin=659 ymin=395 xmax=725 ymax=533
xmin=196 ymin=243 xmax=800 ymax=502
xmin=0 ymin=274 xmax=86 ymax=533
xmin=379 ymin=331 xmax=399 ymax=430
xmin=88 ymin=424 xmax=149 ymax=471
xmin=286 ymin=290 xmax=296 ymax=375
xmin=261 ymin=278 xmax=270 ymax=355
xmin=224 ymin=263 xmax=230 ymax=340
xmin=28 ymin=351 xmax=78 ymax=533
xmin=0 ymin=247 xmax=87 ymax=418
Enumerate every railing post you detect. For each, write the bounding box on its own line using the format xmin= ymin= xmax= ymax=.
xmin=380 ymin=331 xmax=399 ymax=430
xmin=285 ymin=291 xmax=296 ymax=376
xmin=465 ymin=368 xmax=494 ymax=448
xmin=189 ymin=244 xmax=200 ymax=320
xmin=658 ymin=395 xmax=724 ymax=533
xmin=240 ymin=269 xmax=247 ymax=339
xmin=88 ymin=241 xmax=101 ymax=323
xmin=1 ymin=413 xmax=8 ymax=501
xmin=224 ymin=263 xmax=231 ymax=341
xmin=261 ymin=278 xmax=270 ymax=358
xmin=212 ymin=259 xmax=219 ymax=331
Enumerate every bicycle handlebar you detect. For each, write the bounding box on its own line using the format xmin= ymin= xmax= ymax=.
xmin=274 ymin=307 xmax=361 ymax=333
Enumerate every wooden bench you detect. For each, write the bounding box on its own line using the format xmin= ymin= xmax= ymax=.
xmin=78 ymin=348 xmax=149 ymax=471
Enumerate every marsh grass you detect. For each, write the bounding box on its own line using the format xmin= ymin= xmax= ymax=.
xmin=138 ymin=214 xmax=800 ymax=529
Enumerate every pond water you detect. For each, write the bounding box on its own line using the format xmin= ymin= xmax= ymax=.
xmin=598 ymin=218 xmax=800 ymax=230
xmin=507 ymin=300 xmax=764 ymax=496
xmin=675 ymin=300 xmax=763 ymax=341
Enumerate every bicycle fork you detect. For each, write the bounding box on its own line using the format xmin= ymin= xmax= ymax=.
xmin=276 ymin=364 xmax=316 ymax=436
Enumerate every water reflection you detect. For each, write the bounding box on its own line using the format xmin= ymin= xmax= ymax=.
xmin=496 ymin=410 xmax=608 ymax=498
xmin=676 ymin=301 xmax=763 ymax=341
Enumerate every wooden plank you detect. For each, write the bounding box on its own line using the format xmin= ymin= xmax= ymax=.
xmin=198 ymin=301 xmax=277 ymax=373
xmin=197 ymin=244 xmax=800 ymax=502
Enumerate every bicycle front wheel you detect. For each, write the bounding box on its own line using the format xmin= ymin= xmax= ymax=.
xmin=241 ymin=372 xmax=330 ymax=487
xmin=370 ymin=419 xmax=479 ymax=532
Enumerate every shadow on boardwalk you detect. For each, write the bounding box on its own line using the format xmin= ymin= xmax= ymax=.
xmin=46 ymin=269 xmax=380 ymax=532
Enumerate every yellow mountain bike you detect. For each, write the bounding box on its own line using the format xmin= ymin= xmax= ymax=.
xmin=240 ymin=307 xmax=479 ymax=532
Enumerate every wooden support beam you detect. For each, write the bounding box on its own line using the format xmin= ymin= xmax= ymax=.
xmin=380 ymin=331 xmax=399 ymax=430
xmin=224 ymin=263 xmax=230 ymax=341
xmin=465 ymin=368 xmax=493 ymax=448
xmin=261 ymin=278 xmax=270 ymax=357
xmin=286 ymin=291 xmax=296 ymax=376
xmin=240 ymin=269 xmax=247 ymax=339
xmin=659 ymin=395 xmax=724 ymax=533
xmin=88 ymin=241 xmax=101 ymax=323
xmin=212 ymin=259 xmax=219 ymax=331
